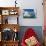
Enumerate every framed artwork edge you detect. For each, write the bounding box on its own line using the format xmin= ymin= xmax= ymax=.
xmin=23 ymin=9 xmax=36 ymax=18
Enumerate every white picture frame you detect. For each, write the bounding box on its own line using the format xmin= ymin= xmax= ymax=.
xmin=23 ymin=9 xmax=36 ymax=18
xmin=2 ymin=10 xmax=9 ymax=15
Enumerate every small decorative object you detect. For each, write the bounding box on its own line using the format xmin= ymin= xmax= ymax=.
xmin=13 ymin=32 xmax=18 ymax=41
xmin=5 ymin=18 xmax=8 ymax=24
xmin=2 ymin=10 xmax=9 ymax=15
xmin=14 ymin=32 xmax=18 ymax=40
xmin=9 ymin=10 xmax=18 ymax=15
xmin=14 ymin=28 xmax=17 ymax=32
xmin=2 ymin=28 xmax=13 ymax=41
xmin=23 ymin=9 xmax=36 ymax=18
xmin=10 ymin=10 xmax=15 ymax=15
xmin=25 ymin=36 xmax=38 ymax=46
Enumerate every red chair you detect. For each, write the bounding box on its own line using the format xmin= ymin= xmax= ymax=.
xmin=21 ymin=28 xmax=41 ymax=46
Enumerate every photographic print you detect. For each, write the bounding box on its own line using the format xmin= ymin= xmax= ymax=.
xmin=23 ymin=9 xmax=36 ymax=18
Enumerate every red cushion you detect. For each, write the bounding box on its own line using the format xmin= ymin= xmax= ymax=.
xmin=21 ymin=28 xmax=41 ymax=46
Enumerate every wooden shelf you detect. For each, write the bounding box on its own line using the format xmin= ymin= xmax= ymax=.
xmin=0 ymin=40 xmax=19 ymax=46
xmin=0 ymin=7 xmax=19 ymax=10
xmin=2 ymin=40 xmax=19 ymax=42
xmin=0 ymin=7 xmax=20 ymax=46
xmin=0 ymin=24 xmax=20 ymax=32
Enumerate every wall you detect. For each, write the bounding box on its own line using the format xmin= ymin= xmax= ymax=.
xmin=0 ymin=0 xmax=15 ymax=7
xmin=18 ymin=0 xmax=44 ymax=26
xmin=0 ymin=0 xmax=44 ymax=26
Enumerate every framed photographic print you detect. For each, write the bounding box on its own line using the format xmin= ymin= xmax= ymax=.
xmin=2 ymin=10 xmax=9 ymax=15
xmin=23 ymin=9 xmax=36 ymax=18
